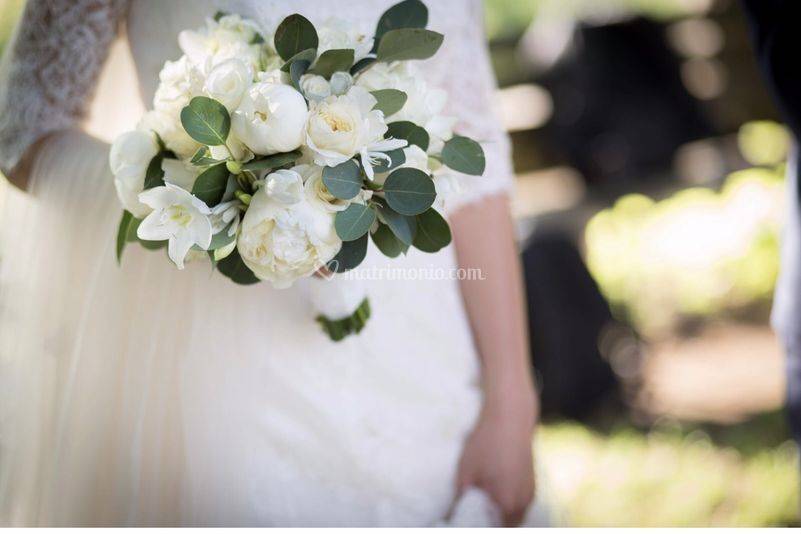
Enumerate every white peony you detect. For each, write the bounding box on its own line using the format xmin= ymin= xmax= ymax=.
xmin=317 ymin=17 xmax=374 ymax=62
xmin=161 ymin=158 xmax=200 ymax=191
xmin=299 ymin=74 xmax=331 ymax=102
xmin=305 ymin=86 xmax=406 ymax=176
xmin=265 ymin=168 xmax=304 ymax=205
xmin=179 ymin=14 xmax=264 ymax=70
xmin=137 ymin=183 xmax=213 ymax=269
xmin=356 ymin=61 xmax=456 ymax=152
xmin=298 ymin=164 xmax=349 ymax=212
xmin=109 ymin=130 xmax=160 ymax=218
xmin=203 ymin=58 xmax=253 ymax=111
xmin=237 ymin=183 xmax=340 ymax=288
xmin=150 ymin=59 xmax=204 ymax=158
xmin=232 ymin=81 xmax=308 ymax=155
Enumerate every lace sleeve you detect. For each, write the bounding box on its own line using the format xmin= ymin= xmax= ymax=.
xmin=425 ymin=0 xmax=515 ymax=212
xmin=0 ymin=0 xmax=129 ymax=177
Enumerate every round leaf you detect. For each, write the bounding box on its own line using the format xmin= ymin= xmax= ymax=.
xmin=309 ymin=49 xmax=355 ymax=78
xmin=386 ymin=121 xmax=429 ymax=151
xmin=281 ymin=48 xmax=317 ymax=73
xmin=371 ymin=223 xmax=407 ymax=258
xmin=335 ymin=203 xmax=376 ymax=241
xmin=274 ymin=14 xmax=319 ymax=61
xmin=326 ymin=233 xmax=368 ymax=273
xmin=180 ymin=96 xmax=230 ymax=146
xmin=442 ymin=135 xmax=486 ymax=176
xmin=413 ymin=208 xmax=451 ymax=253
xmin=371 ymin=89 xmax=407 ymax=116
xmin=377 ymin=204 xmax=416 ymax=245
xmin=376 ymin=28 xmax=444 ymax=62
xmin=217 ymin=249 xmax=260 ymax=285
xmin=191 ymin=163 xmax=230 ymax=206
xmin=383 ymin=167 xmax=436 ymax=216
xmin=323 ymin=160 xmax=362 ymax=200
xmin=374 ymin=0 xmax=428 ymax=50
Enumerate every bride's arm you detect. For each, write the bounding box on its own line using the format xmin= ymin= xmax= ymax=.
xmin=0 ymin=0 xmax=128 ymax=190
xmin=451 ymin=194 xmax=538 ymax=526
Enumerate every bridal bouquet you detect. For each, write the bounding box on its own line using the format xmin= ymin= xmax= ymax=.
xmin=109 ymin=0 xmax=485 ymax=340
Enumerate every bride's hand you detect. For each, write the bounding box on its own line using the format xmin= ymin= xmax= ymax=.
xmin=455 ymin=390 xmax=537 ymax=526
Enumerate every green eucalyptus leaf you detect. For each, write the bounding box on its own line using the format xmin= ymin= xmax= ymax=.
xmin=413 ymin=208 xmax=451 ymax=253
xmin=373 ymin=0 xmax=428 ymax=52
xmin=326 ymin=233 xmax=368 ymax=273
xmin=385 ymin=120 xmax=429 ymax=151
xmin=335 ymin=203 xmax=376 ymax=241
xmin=241 ymin=150 xmax=303 ymax=172
xmin=350 ymin=57 xmax=376 ymax=75
xmin=190 ymin=146 xmax=221 ymax=166
xmin=371 ymin=223 xmax=407 ymax=258
xmin=442 ymin=135 xmax=486 ymax=176
xmin=382 ymin=167 xmax=435 ymax=216
xmin=376 ymin=203 xmax=416 ymax=245
xmin=191 ymin=163 xmax=229 ymax=206
xmin=308 ymin=48 xmax=354 ymax=78
xmin=289 ymin=58 xmax=311 ymax=90
xmin=217 ymin=248 xmax=260 ymax=285
xmin=376 ymin=28 xmax=443 ymax=62
xmin=143 ymin=154 xmax=165 ymax=189
xmin=371 ymin=89 xmax=407 ymax=116
xmin=281 ymin=48 xmax=317 ymax=72
xmin=372 ymin=148 xmax=406 ymax=174
xmin=274 ymin=14 xmax=319 ymax=61
xmin=116 ymin=210 xmax=133 ymax=264
xmin=322 ymin=160 xmax=362 ymax=200
xmin=180 ymin=96 xmax=230 ymax=146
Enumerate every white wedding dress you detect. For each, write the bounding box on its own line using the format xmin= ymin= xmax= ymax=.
xmin=0 ymin=0 xmax=539 ymax=526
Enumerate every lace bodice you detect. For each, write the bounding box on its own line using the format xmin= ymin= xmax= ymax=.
xmin=0 ymin=0 xmax=513 ymax=209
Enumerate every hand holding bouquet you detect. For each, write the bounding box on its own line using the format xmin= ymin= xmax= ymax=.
xmin=110 ymin=0 xmax=485 ymax=340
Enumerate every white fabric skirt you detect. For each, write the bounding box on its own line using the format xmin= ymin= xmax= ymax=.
xmin=0 ymin=131 xmax=493 ymax=526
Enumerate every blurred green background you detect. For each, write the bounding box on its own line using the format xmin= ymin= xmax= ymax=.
xmin=0 ymin=0 xmax=798 ymax=527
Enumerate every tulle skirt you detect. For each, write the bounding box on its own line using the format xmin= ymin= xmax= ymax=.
xmin=0 ymin=131 xmax=491 ymax=525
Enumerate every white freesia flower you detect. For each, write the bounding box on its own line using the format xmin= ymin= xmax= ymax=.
xmin=109 ymin=130 xmax=160 ymax=218
xmin=237 ymin=184 xmax=340 ymax=288
xmin=299 ymin=74 xmax=331 ymax=102
xmin=317 ymin=17 xmax=374 ymax=62
xmin=305 ymin=86 xmax=406 ymax=177
xmin=137 ymin=183 xmax=213 ymax=269
xmin=265 ymin=169 xmax=304 ymax=205
xmin=232 ymin=81 xmax=308 ymax=155
xmin=203 ymin=58 xmax=253 ymax=111
xmin=210 ymin=199 xmax=242 ymax=236
xmin=356 ymin=61 xmax=456 ymax=152
xmin=329 ymin=72 xmax=353 ymax=96
xmin=161 ymin=158 xmax=200 ymax=191
xmin=298 ymin=164 xmax=349 ymax=212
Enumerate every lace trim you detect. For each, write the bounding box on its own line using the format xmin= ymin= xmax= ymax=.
xmin=0 ymin=0 xmax=128 ymax=175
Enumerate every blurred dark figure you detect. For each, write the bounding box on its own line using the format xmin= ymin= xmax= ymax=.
xmin=523 ymin=231 xmax=622 ymax=420
xmin=539 ymin=18 xmax=712 ymax=187
xmin=742 ymin=0 xmax=801 ymax=445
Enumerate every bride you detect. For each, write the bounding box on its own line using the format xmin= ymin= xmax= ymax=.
xmin=0 ymin=0 xmax=539 ymax=527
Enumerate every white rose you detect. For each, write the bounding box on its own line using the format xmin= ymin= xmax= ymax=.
xmin=298 ymin=164 xmax=349 ymax=212
xmin=317 ymin=17 xmax=374 ymax=61
xmin=161 ymin=158 xmax=200 ymax=191
xmin=329 ymin=71 xmax=353 ymax=96
xmin=305 ymin=86 xmax=385 ymax=167
xmin=237 ymin=185 xmax=340 ymax=288
xmin=203 ymin=58 xmax=253 ymax=111
xmin=232 ymin=81 xmax=308 ymax=155
xmin=150 ymin=58 xmax=204 ymax=158
xmin=109 ymin=130 xmax=160 ymax=218
xmin=265 ymin=168 xmax=304 ymax=205
xmin=299 ymin=74 xmax=331 ymax=102
xmin=356 ymin=62 xmax=456 ymax=152
xmin=179 ymin=15 xmax=264 ymax=69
